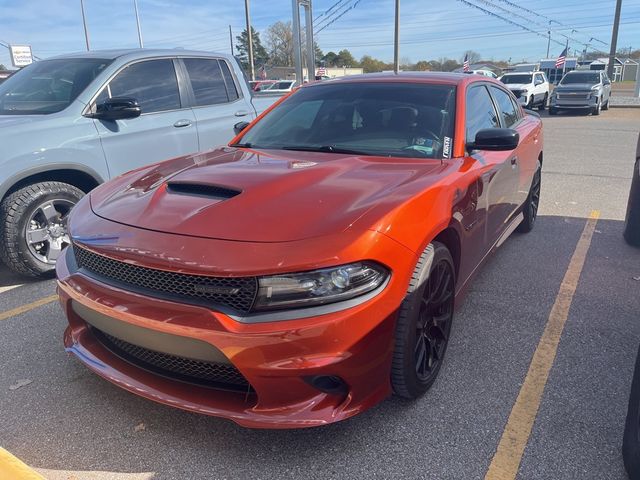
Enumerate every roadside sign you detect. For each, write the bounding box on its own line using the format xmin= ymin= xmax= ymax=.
xmin=10 ymin=45 xmax=33 ymax=67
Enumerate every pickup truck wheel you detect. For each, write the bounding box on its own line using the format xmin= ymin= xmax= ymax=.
xmin=623 ymin=344 xmax=640 ymax=480
xmin=526 ymin=96 xmax=534 ymax=109
xmin=538 ymin=93 xmax=548 ymax=110
xmin=516 ymin=161 xmax=541 ymax=233
xmin=391 ymin=242 xmax=455 ymax=399
xmin=592 ymin=99 xmax=601 ymax=116
xmin=602 ymin=98 xmax=610 ymax=111
xmin=0 ymin=181 xmax=84 ymax=277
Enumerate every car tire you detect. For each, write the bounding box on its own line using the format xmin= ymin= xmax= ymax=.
xmin=526 ymin=96 xmax=534 ymax=109
xmin=623 ymin=344 xmax=640 ymax=480
xmin=516 ymin=161 xmax=541 ymax=234
xmin=538 ymin=94 xmax=548 ymax=110
xmin=391 ymin=241 xmax=455 ymax=399
xmin=0 ymin=181 xmax=84 ymax=277
xmin=592 ymin=99 xmax=601 ymax=116
xmin=624 ymin=154 xmax=640 ymax=247
xmin=603 ymin=98 xmax=610 ymax=111
xmin=549 ymin=107 xmax=558 ymax=116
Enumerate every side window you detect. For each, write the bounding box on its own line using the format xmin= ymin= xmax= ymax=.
xmin=106 ymin=59 xmax=181 ymax=114
xmin=490 ymin=87 xmax=519 ymax=128
xmin=183 ymin=58 xmax=229 ymax=106
xmin=219 ymin=61 xmax=239 ymax=101
xmin=535 ymin=73 xmax=543 ymax=84
xmin=465 ymin=85 xmax=500 ymax=143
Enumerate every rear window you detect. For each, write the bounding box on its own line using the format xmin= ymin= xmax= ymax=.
xmin=238 ymin=82 xmax=457 ymax=159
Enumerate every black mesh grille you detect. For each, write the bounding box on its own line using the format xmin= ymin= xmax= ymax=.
xmin=92 ymin=327 xmax=253 ymax=392
xmin=74 ymin=246 xmax=257 ymax=313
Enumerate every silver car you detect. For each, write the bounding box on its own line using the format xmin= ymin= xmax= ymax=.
xmin=549 ymin=70 xmax=612 ymax=116
xmin=0 ymin=49 xmax=279 ymax=277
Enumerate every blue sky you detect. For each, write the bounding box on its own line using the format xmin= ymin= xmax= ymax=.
xmin=1 ymin=0 xmax=639 ymax=68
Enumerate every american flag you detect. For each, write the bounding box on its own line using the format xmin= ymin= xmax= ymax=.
xmin=555 ymin=47 xmax=567 ymax=69
xmin=463 ymin=54 xmax=470 ymax=72
xmin=316 ymin=66 xmax=327 ymax=76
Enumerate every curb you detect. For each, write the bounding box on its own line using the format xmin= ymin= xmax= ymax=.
xmin=0 ymin=447 xmax=45 ymax=479
xmin=610 ymin=104 xmax=640 ymax=108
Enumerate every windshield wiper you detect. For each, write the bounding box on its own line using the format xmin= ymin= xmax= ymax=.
xmin=280 ymin=145 xmax=373 ymax=156
xmin=228 ymin=142 xmax=252 ymax=148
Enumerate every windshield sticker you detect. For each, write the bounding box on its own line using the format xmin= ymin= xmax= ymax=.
xmin=443 ymin=137 xmax=452 ymax=159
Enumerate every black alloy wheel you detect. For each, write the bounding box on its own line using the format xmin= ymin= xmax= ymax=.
xmin=392 ymin=242 xmax=455 ymax=398
xmin=517 ymin=162 xmax=541 ymax=233
xmin=413 ymin=260 xmax=454 ymax=383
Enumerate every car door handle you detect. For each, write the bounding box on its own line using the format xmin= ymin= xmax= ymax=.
xmin=510 ymin=156 xmax=518 ymax=166
xmin=173 ymin=119 xmax=192 ymax=128
xmin=234 ymin=110 xmax=250 ymax=117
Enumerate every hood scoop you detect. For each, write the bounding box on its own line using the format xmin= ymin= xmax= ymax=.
xmin=166 ymin=182 xmax=241 ymax=200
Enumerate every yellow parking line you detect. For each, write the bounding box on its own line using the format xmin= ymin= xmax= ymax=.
xmin=0 ymin=447 xmax=45 ymax=479
xmin=0 ymin=295 xmax=58 ymax=322
xmin=485 ymin=210 xmax=600 ymax=480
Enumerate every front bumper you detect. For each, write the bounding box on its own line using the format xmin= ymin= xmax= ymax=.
xmin=56 ymin=208 xmax=416 ymax=428
xmin=550 ymin=93 xmax=598 ymax=109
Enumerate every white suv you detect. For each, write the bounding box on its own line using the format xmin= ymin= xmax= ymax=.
xmin=499 ymin=71 xmax=550 ymax=110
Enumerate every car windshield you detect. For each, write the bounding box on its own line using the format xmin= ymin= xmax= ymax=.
xmin=501 ymin=74 xmax=532 ymax=84
xmin=237 ymin=82 xmax=456 ymax=159
xmin=561 ymin=73 xmax=601 ymax=85
xmin=0 ymin=58 xmax=111 ymax=115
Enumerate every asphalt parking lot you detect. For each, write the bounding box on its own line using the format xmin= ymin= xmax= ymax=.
xmin=1 ymin=108 xmax=639 ymax=480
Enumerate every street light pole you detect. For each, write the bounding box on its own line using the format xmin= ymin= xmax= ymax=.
xmin=229 ymin=25 xmax=234 ymax=56
xmin=244 ymin=0 xmax=255 ymax=81
xmin=607 ymin=0 xmax=623 ymax=79
xmin=393 ymin=0 xmax=400 ymax=73
xmin=80 ymin=0 xmax=90 ymax=51
xmin=292 ymin=0 xmax=303 ymax=83
xmin=133 ymin=0 xmax=143 ymax=48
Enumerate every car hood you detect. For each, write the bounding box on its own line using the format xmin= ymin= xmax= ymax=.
xmin=90 ymin=147 xmax=445 ymax=242
xmin=505 ymin=83 xmax=531 ymax=90
xmin=0 ymin=114 xmax=46 ymax=128
xmin=555 ymin=83 xmax=598 ymax=92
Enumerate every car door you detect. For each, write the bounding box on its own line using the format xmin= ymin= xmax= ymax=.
xmin=602 ymin=72 xmax=612 ymax=103
xmin=465 ymin=84 xmax=520 ymax=248
xmin=180 ymin=57 xmax=252 ymax=152
xmin=91 ymin=58 xmax=199 ymax=178
xmin=533 ymin=73 xmax=546 ymax=104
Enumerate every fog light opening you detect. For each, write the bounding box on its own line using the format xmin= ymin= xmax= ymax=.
xmin=305 ymin=375 xmax=348 ymax=395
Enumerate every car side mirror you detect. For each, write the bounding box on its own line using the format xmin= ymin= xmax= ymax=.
xmin=90 ymin=97 xmax=141 ymax=121
xmin=234 ymin=121 xmax=250 ymax=135
xmin=470 ymin=128 xmax=519 ymax=151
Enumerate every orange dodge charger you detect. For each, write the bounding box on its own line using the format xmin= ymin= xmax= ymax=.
xmin=57 ymin=73 xmax=543 ymax=428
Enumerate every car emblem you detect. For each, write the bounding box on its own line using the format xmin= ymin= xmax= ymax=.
xmin=194 ymin=285 xmax=240 ymax=295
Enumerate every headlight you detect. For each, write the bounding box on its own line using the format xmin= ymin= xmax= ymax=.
xmin=253 ymin=262 xmax=389 ymax=311
xmin=591 ymin=85 xmax=600 ymax=90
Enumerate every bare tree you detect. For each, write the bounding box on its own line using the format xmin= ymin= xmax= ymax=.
xmin=463 ymin=50 xmax=481 ymax=65
xmin=265 ymin=21 xmax=294 ymax=67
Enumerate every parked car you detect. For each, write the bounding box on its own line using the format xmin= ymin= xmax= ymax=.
xmin=57 ymin=72 xmax=543 ymax=428
xmin=263 ymin=80 xmax=297 ymax=93
xmin=465 ymin=69 xmax=498 ymax=79
xmin=624 ymin=344 xmax=640 ymax=479
xmin=549 ymin=70 xmax=611 ymax=116
xmin=0 ymin=49 xmax=280 ymax=277
xmin=500 ymin=71 xmax=550 ymax=110
xmin=623 ymin=133 xmax=640 ymax=247
xmin=249 ymin=80 xmax=277 ymax=92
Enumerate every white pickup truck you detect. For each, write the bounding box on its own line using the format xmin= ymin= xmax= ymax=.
xmin=0 ymin=49 xmax=280 ymax=276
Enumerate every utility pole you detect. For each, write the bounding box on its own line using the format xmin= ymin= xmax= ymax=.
xmin=563 ymin=38 xmax=568 ymax=77
xmin=229 ymin=25 xmax=234 ymax=56
xmin=80 ymin=0 xmax=90 ymax=51
xmin=393 ymin=0 xmax=400 ymax=73
xmin=304 ymin=0 xmax=315 ymax=81
xmin=244 ymin=0 xmax=255 ymax=81
xmin=607 ymin=0 xmax=622 ymax=79
xmin=133 ymin=0 xmax=143 ymax=48
xmin=546 ymin=21 xmax=552 ymax=58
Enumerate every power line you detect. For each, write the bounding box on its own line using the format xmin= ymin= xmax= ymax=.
xmin=315 ymin=0 xmax=363 ymax=34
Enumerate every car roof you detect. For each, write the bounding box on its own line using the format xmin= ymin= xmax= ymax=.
xmin=302 ymin=71 xmax=498 ymax=88
xmin=46 ymin=48 xmax=233 ymax=62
